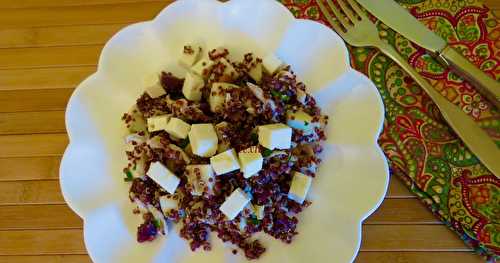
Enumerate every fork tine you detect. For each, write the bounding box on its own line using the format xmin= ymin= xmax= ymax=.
xmin=323 ymin=0 xmax=350 ymax=29
xmin=336 ymin=0 xmax=358 ymax=22
xmin=316 ymin=0 xmax=346 ymax=35
xmin=344 ymin=0 xmax=366 ymax=20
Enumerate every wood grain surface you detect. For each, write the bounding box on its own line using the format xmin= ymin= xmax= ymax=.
xmin=0 ymin=0 xmax=495 ymax=262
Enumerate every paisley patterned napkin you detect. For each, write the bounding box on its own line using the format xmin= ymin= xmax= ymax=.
xmin=278 ymin=0 xmax=500 ymax=260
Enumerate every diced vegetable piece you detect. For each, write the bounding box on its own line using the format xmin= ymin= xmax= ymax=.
xmin=159 ymin=195 xmax=178 ymax=215
xmin=185 ymin=164 xmax=215 ymax=196
xmin=124 ymin=105 xmax=148 ymax=134
xmin=164 ymin=117 xmax=191 ymax=139
xmin=258 ymin=123 xmax=292 ymax=150
xmin=262 ymin=53 xmax=283 ymax=75
xmin=179 ymin=44 xmax=202 ymax=68
xmin=210 ymin=149 xmax=240 ymax=175
xmin=147 ymin=162 xmax=180 ymax=194
xmin=215 ymin=122 xmax=231 ymax=153
xmin=182 ymin=72 xmax=204 ymax=102
xmin=286 ymin=110 xmax=319 ymax=135
xmin=248 ymin=62 xmax=263 ymax=83
xmin=219 ymin=188 xmax=251 ymax=220
xmin=188 ymin=123 xmax=218 ymax=157
xmin=191 ymin=58 xmax=215 ymax=79
xmin=147 ymin=115 xmax=171 ymax=132
xmin=167 ymin=144 xmax=191 ymax=164
xmin=253 ymin=205 xmax=265 ymax=220
xmin=288 ymin=171 xmax=312 ymax=204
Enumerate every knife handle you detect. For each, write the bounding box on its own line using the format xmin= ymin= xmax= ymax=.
xmin=436 ymin=45 xmax=500 ymax=109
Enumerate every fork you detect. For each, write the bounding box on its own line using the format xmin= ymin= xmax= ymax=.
xmin=315 ymin=0 xmax=500 ymax=175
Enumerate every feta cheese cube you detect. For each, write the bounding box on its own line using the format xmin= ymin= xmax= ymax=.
xmin=185 ymin=164 xmax=215 ymax=196
xmin=159 ymin=195 xmax=178 ymax=215
xmin=188 ymin=123 xmax=218 ymax=157
xmin=210 ymin=149 xmax=240 ymax=175
xmin=238 ymin=148 xmax=263 ymax=178
xmin=147 ymin=115 xmax=171 ymax=132
xmin=219 ymin=188 xmax=251 ymax=220
xmin=209 ymin=82 xmax=239 ymax=113
xmin=258 ymin=123 xmax=292 ymax=150
xmin=288 ymin=171 xmax=312 ymax=204
xmin=182 ymin=72 xmax=204 ymax=101
xmin=164 ymin=117 xmax=191 ymax=139
xmin=147 ymin=162 xmax=180 ymax=194
xmin=253 ymin=205 xmax=265 ymax=220
xmin=143 ymin=74 xmax=166 ymax=99
xmin=248 ymin=61 xmax=263 ymax=83
xmin=179 ymin=44 xmax=202 ymax=68
xmin=191 ymin=58 xmax=215 ymax=79
xmin=262 ymin=53 xmax=283 ymax=75
xmin=286 ymin=110 xmax=319 ymax=135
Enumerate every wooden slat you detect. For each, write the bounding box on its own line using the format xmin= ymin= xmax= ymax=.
xmin=0 ymin=199 xmax=437 ymax=230
xmin=0 ymin=89 xmax=73 ymax=112
xmin=0 ymin=111 xmax=65 ymax=135
xmin=0 ymin=157 xmax=61 ymax=181
xmin=0 ymin=45 xmax=101 ymax=69
xmin=365 ymin=199 xmax=438 ymax=224
xmin=355 ymin=252 xmax=483 ymax=263
xmin=0 ymin=229 xmax=85 ymax=255
xmin=0 ymin=225 xmax=470 ymax=255
xmin=0 ymin=0 xmax=166 ymax=9
xmin=0 ymin=181 xmax=64 ymax=205
xmin=386 ymin=176 xmax=413 ymax=198
xmin=0 ymin=134 xmax=68 ymax=158
xmin=361 ymin=225 xmax=471 ymax=251
xmin=0 ymin=67 xmax=94 ymax=91
xmin=0 ymin=255 xmax=91 ymax=263
xmin=0 ymin=205 xmax=81 ymax=230
xmin=0 ymin=2 xmax=170 ymax=29
xmin=0 ymin=24 xmax=124 ymax=48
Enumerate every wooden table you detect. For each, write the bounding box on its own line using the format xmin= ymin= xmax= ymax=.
xmin=0 ymin=1 xmax=497 ymax=262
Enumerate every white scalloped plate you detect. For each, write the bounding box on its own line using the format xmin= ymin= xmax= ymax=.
xmin=60 ymin=0 xmax=389 ymax=262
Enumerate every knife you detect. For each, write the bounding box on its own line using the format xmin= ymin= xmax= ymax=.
xmin=356 ymin=0 xmax=500 ymax=109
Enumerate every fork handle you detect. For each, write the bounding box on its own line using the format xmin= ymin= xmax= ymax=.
xmin=375 ymin=41 xmax=500 ymax=176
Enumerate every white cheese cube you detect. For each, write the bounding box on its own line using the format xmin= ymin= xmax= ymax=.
xmin=288 ymin=171 xmax=312 ymax=204
xmin=179 ymin=44 xmax=202 ymax=68
xmin=191 ymin=58 xmax=215 ymax=79
xmin=167 ymin=144 xmax=191 ymax=164
xmin=286 ymin=110 xmax=319 ymax=135
xmin=188 ymin=123 xmax=218 ymax=157
xmin=164 ymin=117 xmax=191 ymax=139
xmin=209 ymin=82 xmax=239 ymax=113
xmin=159 ymin=195 xmax=178 ymax=215
xmin=253 ymin=205 xmax=265 ymax=220
xmin=219 ymin=188 xmax=251 ymax=220
xmin=182 ymin=72 xmax=204 ymax=102
xmin=248 ymin=62 xmax=263 ymax=83
xmin=185 ymin=164 xmax=215 ymax=196
xmin=147 ymin=115 xmax=171 ymax=132
xmin=147 ymin=161 xmax=180 ymax=194
xmin=258 ymin=123 xmax=292 ymax=150
xmin=262 ymin=53 xmax=283 ymax=75
xmin=210 ymin=149 xmax=240 ymax=175
xmin=238 ymin=148 xmax=263 ymax=178
xmin=143 ymin=74 xmax=166 ymax=99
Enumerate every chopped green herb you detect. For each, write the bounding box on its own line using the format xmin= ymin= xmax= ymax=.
xmin=152 ymin=219 xmax=161 ymax=228
xmin=262 ymin=148 xmax=273 ymax=157
xmin=124 ymin=169 xmax=134 ymax=182
xmin=249 ymin=216 xmax=260 ymax=225
xmin=304 ymin=121 xmax=309 ymax=126
xmin=250 ymin=133 xmax=258 ymax=144
xmin=179 ymin=138 xmax=190 ymax=148
xmin=270 ymin=90 xmax=281 ymax=98
xmin=281 ymin=94 xmax=290 ymax=102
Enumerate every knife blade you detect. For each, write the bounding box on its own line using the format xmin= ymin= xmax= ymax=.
xmin=356 ymin=0 xmax=500 ymax=109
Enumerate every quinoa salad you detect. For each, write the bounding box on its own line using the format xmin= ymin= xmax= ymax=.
xmin=121 ymin=44 xmax=328 ymax=260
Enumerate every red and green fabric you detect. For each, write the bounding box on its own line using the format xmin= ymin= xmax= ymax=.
xmin=279 ymin=0 xmax=500 ymax=260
